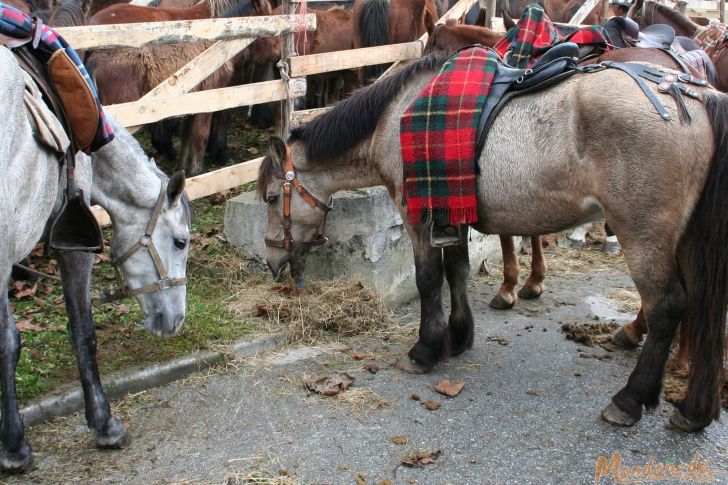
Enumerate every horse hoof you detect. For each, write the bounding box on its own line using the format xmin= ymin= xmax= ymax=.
xmin=95 ymin=417 xmax=131 ymax=449
xmin=611 ymin=327 xmax=640 ymax=348
xmin=396 ymin=358 xmax=432 ymax=375
xmin=517 ymin=285 xmax=542 ymax=300
xmin=0 ymin=441 xmax=32 ymax=473
xmin=601 ymin=401 xmax=639 ymax=427
xmin=669 ymin=408 xmax=711 ymax=433
xmin=601 ymin=240 xmax=621 ymax=254
xmin=489 ymin=293 xmax=515 ymax=309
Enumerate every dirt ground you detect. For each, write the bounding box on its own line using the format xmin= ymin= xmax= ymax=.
xmin=6 ymin=241 xmax=728 ymax=484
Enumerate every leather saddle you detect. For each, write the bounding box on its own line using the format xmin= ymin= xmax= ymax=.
xmin=604 ymin=16 xmax=675 ymax=49
xmin=12 ymin=46 xmax=103 ymax=253
xmin=476 ymin=42 xmax=581 ymax=156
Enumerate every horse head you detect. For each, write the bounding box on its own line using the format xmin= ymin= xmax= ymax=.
xmin=258 ymin=137 xmax=331 ymax=286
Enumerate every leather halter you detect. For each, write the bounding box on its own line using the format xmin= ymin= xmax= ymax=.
xmin=95 ymin=183 xmax=187 ymax=304
xmin=264 ymin=145 xmax=331 ymax=252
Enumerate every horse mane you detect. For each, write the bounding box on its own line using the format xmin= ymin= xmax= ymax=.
xmin=220 ymin=0 xmax=253 ymax=18
xmin=209 ymin=0 xmax=238 ymax=16
xmin=147 ymin=0 xmax=161 ymax=6
xmin=48 ymin=0 xmax=87 ymax=26
xmin=291 ymin=53 xmax=447 ymax=161
xmin=646 ymin=0 xmax=698 ymax=33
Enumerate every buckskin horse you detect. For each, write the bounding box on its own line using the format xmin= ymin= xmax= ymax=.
xmin=258 ymin=52 xmax=728 ymax=432
xmin=0 ymin=45 xmax=191 ymax=470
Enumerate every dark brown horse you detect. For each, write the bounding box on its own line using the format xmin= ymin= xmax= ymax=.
xmin=86 ymin=0 xmax=254 ymax=175
xmin=353 ymin=0 xmax=439 ymax=83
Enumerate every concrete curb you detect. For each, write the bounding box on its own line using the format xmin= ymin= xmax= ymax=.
xmin=20 ymin=333 xmax=287 ymax=427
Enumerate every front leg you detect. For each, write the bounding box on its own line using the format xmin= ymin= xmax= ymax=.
xmin=443 ymin=239 xmax=474 ymax=356
xmin=406 ymin=224 xmax=449 ymax=372
xmin=518 ymin=236 xmax=546 ymax=300
xmin=57 ymin=251 xmax=129 ymax=449
xmin=0 ymin=291 xmax=32 ymax=472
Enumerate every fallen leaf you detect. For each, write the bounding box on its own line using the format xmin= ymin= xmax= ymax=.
xmin=390 ymin=436 xmax=407 ymax=445
xmin=435 ymin=379 xmax=465 ymax=397
xmin=526 ymin=389 xmax=539 ymax=396
xmin=30 ymin=244 xmax=44 ymax=258
xmin=377 ymin=480 xmax=393 ymax=485
xmin=103 ymin=272 xmax=116 ymax=280
xmin=303 ymin=372 xmax=355 ymax=396
xmin=487 ymin=335 xmax=509 ymax=346
xmin=422 ymin=400 xmax=441 ymax=411
xmin=356 ymin=474 xmax=366 ymax=485
xmin=209 ymin=191 xmax=231 ymax=205
xmin=116 ymin=304 xmax=130 ymax=315
xmin=364 ymin=362 xmax=380 ymax=374
xmin=13 ymin=282 xmax=37 ymax=299
xmin=255 ymin=303 xmax=292 ymax=320
xmin=94 ymin=253 xmax=110 ymax=264
xmin=401 ymin=449 xmax=441 ymax=468
xmin=348 ymin=352 xmax=375 ymax=361
xmin=410 ymin=393 xmax=421 ymax=401
xmin=16 ymin=319 xmax=44 ymax=332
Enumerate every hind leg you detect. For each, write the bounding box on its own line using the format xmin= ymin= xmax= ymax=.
xmin=518 ymin=236 xmax=546 ymax=300
xmin=58 ymin=251 xmax=129 ymax=448
xmin=404 ymin=224 xmax=449 ymax=373
xmin=612 ymin=308 xmax=647 ymax=347
xmin=490 ymin=235 xmax=519 ymax=309
xmin=602 ymin=272 xmax=685 ymax=426
xmin=0 ymin=289 xmax=32 ymax=472
xmin=178 ymin=113 xmax=212 ymax=176
xmin=444 ymin=238 xmax=474 ymax=356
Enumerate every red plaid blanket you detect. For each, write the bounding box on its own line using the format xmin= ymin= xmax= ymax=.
xmin=695 ymin=22 xmax=728 ymax=59
xmin=400 ymin=47 xmax=497 ymax=226
xmin=494 ymin=3 xmax=611 ymax=69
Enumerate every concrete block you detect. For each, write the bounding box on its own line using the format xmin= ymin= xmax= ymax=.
xmin=224 ymin=187 xmax=503 ymax=305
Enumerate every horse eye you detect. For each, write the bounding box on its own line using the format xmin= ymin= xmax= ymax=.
xmin=174 ymin=238 xmax=187 ymax=249
xmin=267 ymin=195 xmax=278 ymax=204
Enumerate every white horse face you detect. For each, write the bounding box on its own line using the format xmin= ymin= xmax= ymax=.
xmin=111 ymin=171 xmax=191 ymax=337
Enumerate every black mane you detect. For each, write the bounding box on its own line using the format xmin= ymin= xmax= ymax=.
xmin=221 ymin=0 xmax=254 ymax=18
xmin=289 ymin=53 xmax=448 ymax=162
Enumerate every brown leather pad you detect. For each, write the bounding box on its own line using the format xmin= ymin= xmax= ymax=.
xmin=47 ymin=49 xmax=99 ymax=152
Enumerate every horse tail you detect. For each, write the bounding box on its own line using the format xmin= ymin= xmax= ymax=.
xmin=678 ymin=91 xmax=728 ymax=423
xmin=356 ymin=0 xmax=390 ymax=82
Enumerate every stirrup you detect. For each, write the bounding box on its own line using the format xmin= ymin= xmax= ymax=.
xmin=429 ymin=224 xmax=462 ymax=248
xmin=49 ymin=189 xmax=104 ymax=253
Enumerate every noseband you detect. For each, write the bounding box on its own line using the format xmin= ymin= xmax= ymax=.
xmin=94 ymin=182 xmax=187 ymax=305
xmin=264 ymin=146 xmax=332 ymax=252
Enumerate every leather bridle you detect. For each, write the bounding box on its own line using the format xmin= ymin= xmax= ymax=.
xmin=94 ymin=182 xmax=187 ymax=305
xmin=264 ymin=145 xmax=332 ymax=252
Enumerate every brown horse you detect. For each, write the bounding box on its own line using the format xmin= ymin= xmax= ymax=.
xmin=258 ymin=51 xmax=728 ymax=432
xmin=86 ymin=0 xmax=253 ymax=175
xmin=353 ymin=0 xmax=439 ymax=83
xmin=504 ymin=0 xmax=605 ymax=24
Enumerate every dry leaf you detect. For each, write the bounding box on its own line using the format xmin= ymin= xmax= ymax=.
xmin=435 ymin=379 xmax=465 ymax=398
xmin=94 ymin=253 xmax=110 ymax=264
xmin=255 ymin=303 xmax=292 ymax=320
xmin=116 ymin=304 xmax=130 ymax=315
xmin=103 ymin=272 xmax=116 ymax=280
xmin=410 ymin=393 xmax=421 ymax=401
xmin=402 ymin=449 xmax=441 ymax=468
xmin=30 ymin=244 xmax=44 ymax=258
xmin=356 ymin=474 xmax=366 ymax=485
xmin=389 ymin=436 xmax=407 ymax=445
xmin=303 ymin=372 xmax=355 ymax=396
xmin=16 ymin=319 xmax=44 ymax=333
xmin=13 ymin=282 xmax=37 ymax=299
xmin=422 ymin=400 xmax=441 ymax=411
xmin=377 ymin=480 xmax=393 ymax=485
xmin=364 ymin=362 xmax=380 ymax=374
xmin=209 ymin=191 xmax=231 ymax=205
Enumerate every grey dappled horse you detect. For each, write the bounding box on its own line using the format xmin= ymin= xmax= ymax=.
xmin=259 ymin=53 xmax=728 ymax=433
xmin=0 ymin=45 xmax=191 ymax=471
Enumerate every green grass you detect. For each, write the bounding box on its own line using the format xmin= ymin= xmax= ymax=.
xmin=11 ymin=118 xmax=270 ymax=404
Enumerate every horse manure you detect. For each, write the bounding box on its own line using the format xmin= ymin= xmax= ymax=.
xmin=410 ymin=393 xmax=421 ymax=401
xmin=487 ymin=335 xmax=509 ymax=346
xmin=422 ymin=400 xmax=441 ymax=410
xmin=390 ymin=435 xmax=407 ymax=445
xmin=561 ymin=322 xmax=619 ymax=349
xmin=401 ymin=449 xmax=442 ymax=468
xmin=303 ymin=372 xmax=355 ymax=396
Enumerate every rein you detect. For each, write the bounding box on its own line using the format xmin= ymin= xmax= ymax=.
xmin=94 ymin=182 xmax=186 ymax=305
xmin=264 ymin=145 xmax=331 ymax=252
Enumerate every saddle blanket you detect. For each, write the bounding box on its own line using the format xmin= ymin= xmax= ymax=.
xmin=695 ymin=22 xmax=728 ymax=59
xmin=0 ymin=2 xmax=113 ymax=152
xmin=399 ymin=3 xmax=610 ymax=227
xmin=494 ymin=2 xmax=611 ymax=69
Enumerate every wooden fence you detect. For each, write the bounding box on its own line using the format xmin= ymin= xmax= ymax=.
xmin=56 ymin=0 xmax=604 ymax=225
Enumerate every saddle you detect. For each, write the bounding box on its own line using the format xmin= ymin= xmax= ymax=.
xmin=476 ymin=42 xmax=581 ymax=156
xmin=11 ymin=46 xmax=103 ymax=253
xmin=605 ymin=16 xmax=675 ymax=49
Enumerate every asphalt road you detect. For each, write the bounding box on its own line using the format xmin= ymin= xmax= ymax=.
xmin=9 ymin=245 xmax=728 ymax=485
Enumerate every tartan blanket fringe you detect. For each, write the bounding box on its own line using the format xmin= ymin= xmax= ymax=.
xmin=0 ymin=2 xmax=113 ymax=152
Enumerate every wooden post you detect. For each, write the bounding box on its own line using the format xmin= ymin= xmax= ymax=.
xmin=485 ymin=0 xmax=496 ymax=28
xmin=601 ymin=0 xmax=609 ymax=23
xmin=280 ymin=0 xmax=295 ymax=139
xmin=721 ymin=0 xmax=725 ymax=24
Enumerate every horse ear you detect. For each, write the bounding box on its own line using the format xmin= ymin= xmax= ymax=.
xmin=424 ymin=9 xmax=436 ymax=36
xmin=627 ymin=0 xmax=643 ymax=20
xmin=502 ymin=8 xmax=515 ymax=30
xmin=82 ymin=0 xmax=92 ymax=15
xmin=167 ymin=171 xmax=186 ymax=205
xmin=269 ymin=136 xmax=288 ymax=167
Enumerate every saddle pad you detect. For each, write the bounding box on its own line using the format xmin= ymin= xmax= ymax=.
xmin=695 ymin=22 xmax=728 ymax=59
xmin=400 ymin=47 xmax=499 ymax=226
xmin=494 ymin=3 xmax=611 ymax=69
xmin=0 ymin=2 xmax=113 ymax=153
xmin=21 ymin=63 xmax=70 ymax=154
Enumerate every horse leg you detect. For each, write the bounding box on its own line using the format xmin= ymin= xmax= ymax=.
xmin=178 ymin=113 xmax=212 ymax=177
xmin=206 ymin=109 xmax=231 ymax=165
xmin=518 ymin=236 xmax=546 ymax=300
xmin=601 ymin=222 xmax=621 ymax=254
xmin=57 ymin=251 xmax=129 ymax=448
xmin=567 ymin=222 xmax=591 ymax=249
xmin=489 ymin=235 xmax=519 ymax=309
xmin=602 ymin=272 xmax=685 ymax=427
xmin=0 ymin=290 xmax=32 ymax=471
xmin=443 ymin=238 xmax=474 ymax=356
xmin=405 ymin=225 xmax=449 ymax=373
xmin=612 ymin=308 xmax=647 ymax=347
